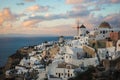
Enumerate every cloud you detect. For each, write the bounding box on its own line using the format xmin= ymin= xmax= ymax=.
xmin=26 ymin=13 xmax=67 ymax=22
xmin=26 ymin=4 xmax=92 ymax=23
xmin=16 ymin=2 xmax=24 ymax=6
xmin=49 ymin=24 xmax=75 ymax=36
xmin=1 ymin=12 xmax=119 ymax=36
xmin=24 ymin=0 xmax=35 ymax=2
xmin=66 ymin=0 xmax=120 ymax=4
xmin=83 ymin=13 xmax=120 ymax=28
xmin=104 ymin=0 xmax=120 ymax=3
xmin=67 ymin=5 xmax=91 ymax=18
xmin=27 ymin=7 xmax=90 ymax=22
xmin=104 ymin=13 xmax=120 ymax=27
xmin=111 ymin=0 xmax=120 ymax=3
xmin=26 ymin=5 xmax=49 ymax=12
xmin=0 ymin=21 xmax=13 ymax=34
xmin=22 ymin=19 xmax=40 ymax=27
xmin=66 ymin=0 xmax=84 ymax=4
xmin=67 ymin=10 xmax=90 ymax=18
xmin=0 ymin=8 xmax=16 ymax=25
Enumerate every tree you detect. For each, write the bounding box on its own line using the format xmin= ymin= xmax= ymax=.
xmin=68 ymin=66 xmax=95 ymax=80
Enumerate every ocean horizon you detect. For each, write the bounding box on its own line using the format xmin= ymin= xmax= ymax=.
xmin=0 ymin=36 xmax=72 ymax=67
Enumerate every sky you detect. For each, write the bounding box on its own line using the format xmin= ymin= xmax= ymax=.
xmin=0 ymin=0 xmax=120 ymax=36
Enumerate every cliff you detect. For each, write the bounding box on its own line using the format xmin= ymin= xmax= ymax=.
xmin=0 ymin=46 xmax=34 ymax=80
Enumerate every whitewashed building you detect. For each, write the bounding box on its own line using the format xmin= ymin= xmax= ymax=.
xmin=94 ymin=22 xmax=120 ymax=40
xmin=98 ymin=47 xmax=116 ymax=60
xmin=74 ymin=24 xmax=89 ymax=39
xmin=66 ymin=37 xmax=89 ymax=48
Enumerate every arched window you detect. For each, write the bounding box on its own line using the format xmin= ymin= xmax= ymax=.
xmin=103 ymin=30 xmax=105 ymax=34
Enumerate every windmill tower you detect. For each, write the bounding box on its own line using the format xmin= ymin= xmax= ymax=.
xmin=73 ymin=19 xmax=80 ymax=36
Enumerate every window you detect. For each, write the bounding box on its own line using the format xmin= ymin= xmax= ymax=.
xmin=66 ymin=65 xmax=71 ymax=69
xmin=71 ymin=74 xmax=72 ymax=76
xmin=119 ymin=44 xmax=120 ymax=47
xmin=68 ymin=70 xmax=69 ymax=72
xmin=61 ymin=73 xmax=63 ymax=75
xmin=103 ymin=35 xmax=105 ymax=37
xmin=69 ymin=56 xmax=71 ymax=58
xmin=56 ymin=73 xmax=57 ymax=75
xmin=68 ymin=73 xmax=70 ymax=77
xmin=106 ymin=51 xmax=108 ymax=53
xmin=66 ymin=56 xmax=68 ymax=58
xmin=103 ymin=30 xmax=105 ymax=34
xmin=59 ymin=73 xmax=60 ymax=78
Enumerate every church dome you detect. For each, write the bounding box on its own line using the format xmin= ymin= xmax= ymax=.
xmin=99 ymin=22 xmax=111 ymax=28
xmin=80 ymin=24 xmax=86 ymax=28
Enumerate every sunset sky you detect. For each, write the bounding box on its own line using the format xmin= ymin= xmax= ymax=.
xmin=0 ymin=0 xmax=120 ymax=36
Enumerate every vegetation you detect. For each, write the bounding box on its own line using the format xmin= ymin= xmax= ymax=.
xmin=68 ymin=66 xmax=95 ymax=80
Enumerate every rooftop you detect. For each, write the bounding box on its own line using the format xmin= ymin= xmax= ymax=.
xmin=99 ymin=22 xmax=111 ymax=28
xmin=57 ymin=62 xmax=78 ymax=69
xmin=80 ymin=24 xmax=86 ymax=28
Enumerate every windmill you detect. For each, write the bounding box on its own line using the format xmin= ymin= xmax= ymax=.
xmin=72 ymin=19 xmax=80 ymax=36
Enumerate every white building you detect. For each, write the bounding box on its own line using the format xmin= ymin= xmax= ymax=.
xmin=47 ymin=61 xmax=77 ymax=80
xmin=54 ymin=62 xmax=77 ymax=79
xmin=63 ymin=46 xmax=98 ymax=66
xmin=74 ymin=24 xmax=89 ymax=39
xmin=94 ymin=22 xmax=120 ymax=40
xmin=98 ymin=47 xmax=116 ymax=60
xmin=66 ymin=37 xmax=89 ymax=48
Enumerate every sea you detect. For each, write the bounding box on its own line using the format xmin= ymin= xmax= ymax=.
xmin=0 ymin=36 xmax=72 ymax=67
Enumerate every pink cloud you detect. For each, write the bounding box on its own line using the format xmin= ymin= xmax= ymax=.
xmin=47 ymin=24 xmax=76 ymax=36
xmin=24 ymin=0 xmax=35 ymax=2
xmin=26 ymin=5 xmax=49 ymax=12
xmin=0 ymin=8 xmax=16 ymax=25
xmin=27 ymin=5 xmax=39 ymax=11
xmin=66 ymin=0 xmax=120 ymax=5
xmin=22 ymin=19 xmax=40 ymax=27
xmin=0 ymin=22 xmax=13 ymax=34
xmin=111 ymin=0 xmax=120 ymax=3
xmin=72 ymin=5 xmax=86 ymax=11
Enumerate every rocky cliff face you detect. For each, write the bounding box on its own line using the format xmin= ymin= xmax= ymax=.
xmin=49 ymin=44 xmax=60 ymax=58
xmin=5 ymin=50 xmax=27 ymax=70
xmin=4 ymin=47 xmax=34 ymax=70
xmin=0 ymin=47 xmax=33 ymax=79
